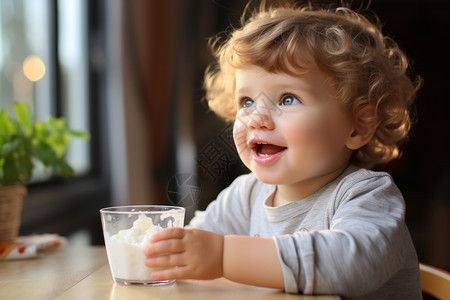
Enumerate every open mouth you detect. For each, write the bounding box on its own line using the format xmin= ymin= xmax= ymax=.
xmin=250 ymin=141 xmax=287 ymax=157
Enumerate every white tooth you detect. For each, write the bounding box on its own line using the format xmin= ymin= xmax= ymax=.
xmin=258 ymin=153 xmax=270 ymax=158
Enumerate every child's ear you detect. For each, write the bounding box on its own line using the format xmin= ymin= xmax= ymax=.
xmin=345 ymin=106 xmax=377 ymax=150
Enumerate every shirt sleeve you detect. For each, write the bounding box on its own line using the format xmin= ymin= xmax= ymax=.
xmin=274 ymin=173 xmax=413 ymax=297
xmin=187 ymin=173 xmax=255 ymax=235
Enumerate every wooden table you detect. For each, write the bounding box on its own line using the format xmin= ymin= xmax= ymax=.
xmin=0 ymin=246 xmax=340 ymax=300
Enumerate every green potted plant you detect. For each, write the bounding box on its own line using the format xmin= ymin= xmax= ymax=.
xmin=0 ymin=101 xmax=89 ymax=242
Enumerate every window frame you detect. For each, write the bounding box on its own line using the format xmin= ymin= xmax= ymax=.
xmin=19 ymin=0 xmax=111 ymax=245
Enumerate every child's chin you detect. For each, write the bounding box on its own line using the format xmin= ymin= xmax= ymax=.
xmin=253 ymin=172 xmax=283 ymax=185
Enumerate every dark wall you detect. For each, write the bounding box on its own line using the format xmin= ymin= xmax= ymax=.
xmin=370 ymin=1 xmax=450 ymax=271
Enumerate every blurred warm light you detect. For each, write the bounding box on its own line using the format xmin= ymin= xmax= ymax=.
xmin=23 ymin=55 xmax=46 ymax=81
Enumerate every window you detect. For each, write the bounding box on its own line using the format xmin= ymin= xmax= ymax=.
xmin=0 ymin=0 xmax=51 ymax=116
xmin=0 ymin=0 xmax=110 ymax=244
xmin=0 ymin=0 xmax=90 ymax=177
xmin=58 ymin=0 xmax=90 ymax=175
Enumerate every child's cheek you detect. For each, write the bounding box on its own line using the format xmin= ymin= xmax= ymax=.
xmin=233 ymin=117 xmax=240 ymax=134
xmin=233 ymin=117 xmax=249 ymax=154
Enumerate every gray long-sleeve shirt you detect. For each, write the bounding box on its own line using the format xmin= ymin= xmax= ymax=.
xmin=189 ymin=165 xmax=422 ymax=299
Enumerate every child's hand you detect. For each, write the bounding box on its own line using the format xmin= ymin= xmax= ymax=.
xmin=144 ymin=228 xmax=224 ymax=280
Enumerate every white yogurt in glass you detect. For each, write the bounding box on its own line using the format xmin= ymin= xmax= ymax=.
xmin=106 ymin=215 xmax=162 ymax=283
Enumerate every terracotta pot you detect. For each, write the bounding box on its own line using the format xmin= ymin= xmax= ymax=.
xmin=0 ymin=184 xmax=27 ymax=242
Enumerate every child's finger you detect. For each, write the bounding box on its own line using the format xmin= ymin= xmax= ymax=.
xmin=145 ymin=253 xmax=186 ymax=268
xmin=149 ymin=227 xmax=185 ymax=243
xmin=144 ymin=238 xmax=185 ymax=256
xmin=151 ymin=266 xmax=189 ymax=281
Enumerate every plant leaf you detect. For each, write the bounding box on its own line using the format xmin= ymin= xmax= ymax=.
xmin=1 ymin=137 xmax=22 ymax=155
xmin=14 ymin=102 xmax=33 ymax=136
xmin=2 ymin=154 xmax=21 ymax=185
xmin=17 ymin=151 xmax=33 ymax=181
xmin=46 ymin=132 xmax=70 ymax=158
xmin=0 ymin=101 xmax=90 ymax=184
xmin=0 ymin=107 xmax=16 ymax=135
xmin=53 ymin=159 xmax=74 ymax=177
xmin=68 ymin=130 xmax=90 ymax=139
xmin=32 ymin=142 xmax=58 ymax=166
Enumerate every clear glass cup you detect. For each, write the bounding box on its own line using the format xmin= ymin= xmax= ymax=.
xmin=100 ymin=205 xmax=185 ymax=286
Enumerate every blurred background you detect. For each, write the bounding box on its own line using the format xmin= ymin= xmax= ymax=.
xmin=0 ymin=0 xmax=448 ymax=272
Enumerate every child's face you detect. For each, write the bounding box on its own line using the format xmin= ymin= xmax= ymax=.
xmin=233 ymin=65 xmax=354 ymax=187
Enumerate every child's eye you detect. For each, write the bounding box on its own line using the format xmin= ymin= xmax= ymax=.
xmin=240 ymin=98 xmax=255 ymax=108
xmin=280 ymin=95 xmax=301 ymax=106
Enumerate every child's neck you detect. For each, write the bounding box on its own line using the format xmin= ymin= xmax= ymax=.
xmin=272 ymin=165 xmax=348 ymax=207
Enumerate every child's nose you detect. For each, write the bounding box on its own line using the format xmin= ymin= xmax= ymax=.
xmin=247 ymin=105 xmax=275 ymax=130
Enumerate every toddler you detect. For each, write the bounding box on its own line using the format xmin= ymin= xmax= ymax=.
xmin=144 ymin=1 xmax=422 ymax=299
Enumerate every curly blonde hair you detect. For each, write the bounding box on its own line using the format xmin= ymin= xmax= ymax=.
xmin=203 ymin=1 xmax=421 ymax=169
